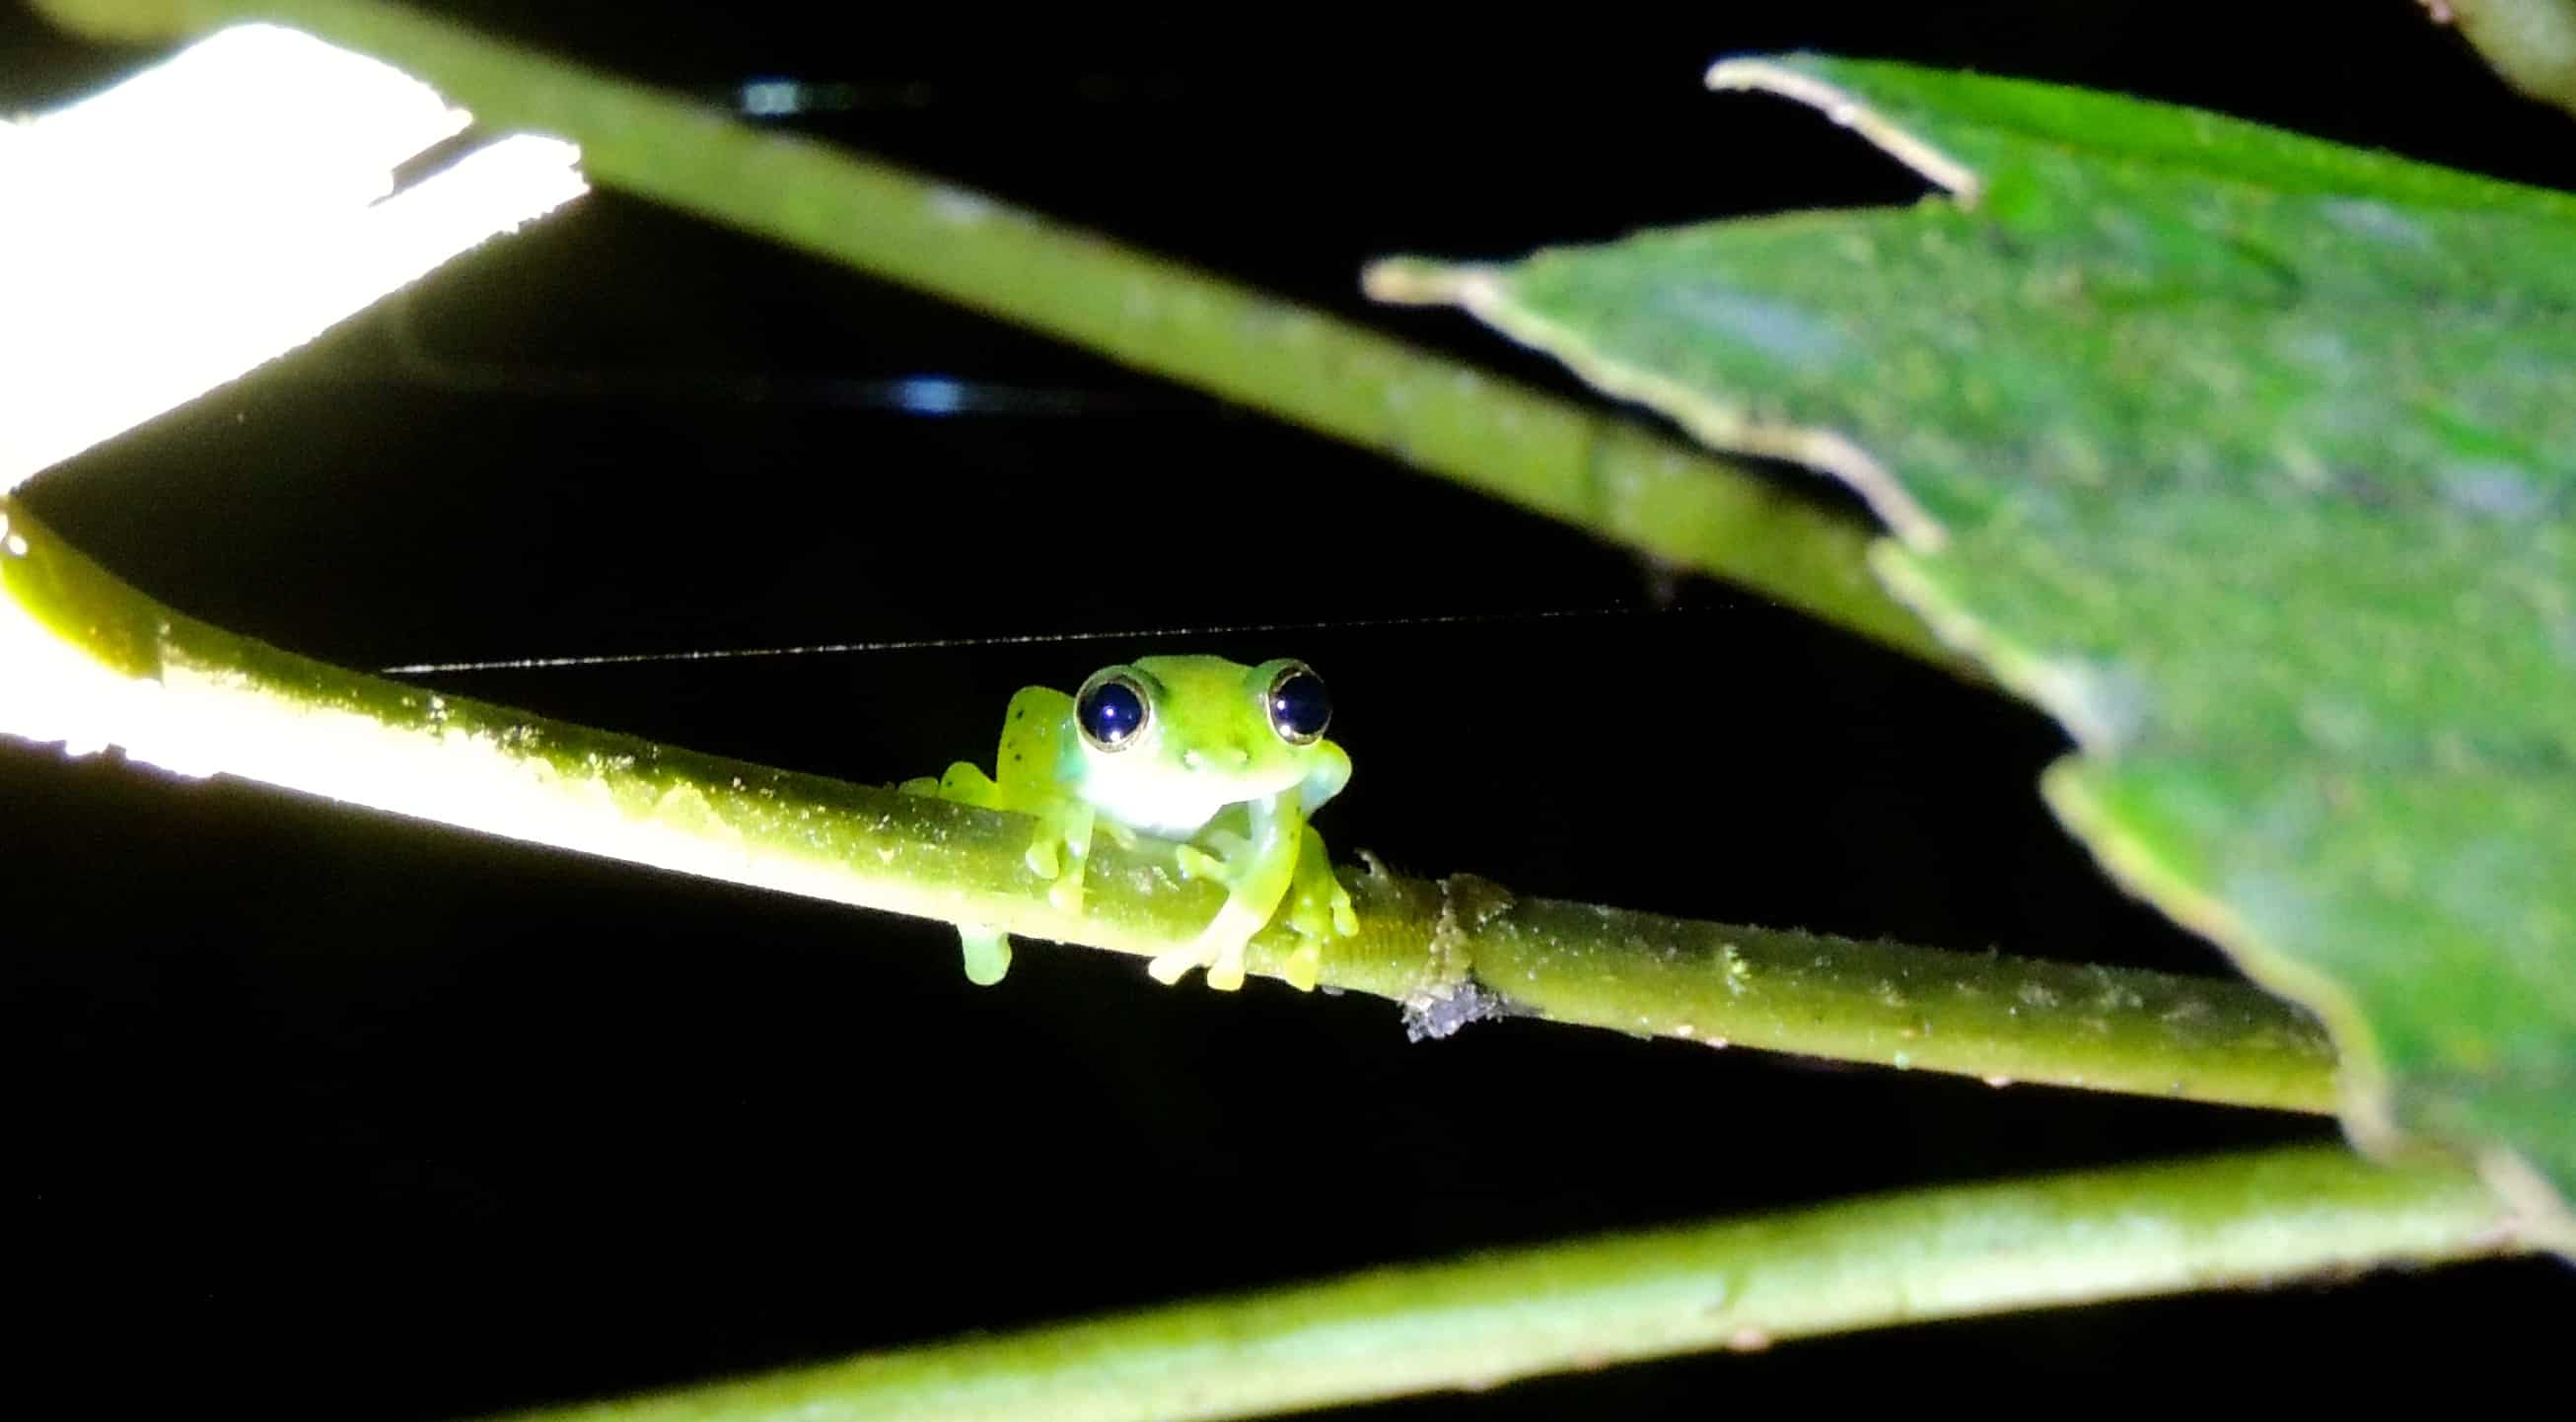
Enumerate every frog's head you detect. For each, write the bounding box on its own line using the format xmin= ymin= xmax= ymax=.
xmin=1068 ymin=655 xmax=1338 ymax=831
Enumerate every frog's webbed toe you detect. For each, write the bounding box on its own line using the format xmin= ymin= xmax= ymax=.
xmin=1203 ymin=946 xmax=1250 ymax=993
xmin=958 ymin=924 xmax=1014 ymax=986
xmin=1145 ymin=942 xmax=1209 ymax=986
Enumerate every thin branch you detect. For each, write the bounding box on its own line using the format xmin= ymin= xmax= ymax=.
xmin=31 ymin=0 xmax=1962 ymax=673
xmin=489 ymin=1144 xmax=2526 ymax=1422
xmin=0 ymin=494 xmax=2336 ymax=1111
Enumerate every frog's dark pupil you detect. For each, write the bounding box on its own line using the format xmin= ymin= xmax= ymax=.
xmin=1079 ymin=678 xmax=1148 ymax=749
xmin=1269 ymin=669 xmax=1331 ymax=742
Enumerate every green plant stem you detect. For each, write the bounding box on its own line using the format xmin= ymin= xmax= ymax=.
xmin=488 ymin=1144 xmax=2521 ymax=1422
xmin=0 ymin=494 xmax=2335 ymax=1110
xmin=32 ymin=0 xmax=1958 ymax=673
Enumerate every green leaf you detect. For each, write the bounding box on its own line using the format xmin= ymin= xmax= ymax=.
xmin=1370 ymin=53 xmax=2576 ymax=1247
xmin=2447 ymin=0 xmax=2576 ymax=118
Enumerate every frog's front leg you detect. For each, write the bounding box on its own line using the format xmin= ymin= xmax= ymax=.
xmin=1163 ymin=824 xmax=1346 ymax=991
xmin=1151 ymin=799 xmax=1301 ymax=992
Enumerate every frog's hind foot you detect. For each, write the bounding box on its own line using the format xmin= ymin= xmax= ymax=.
xmin=958 ymin=924 xmax=1014 ymax=987
xmin=1280 ymin=941 xmax=1322 ymax=993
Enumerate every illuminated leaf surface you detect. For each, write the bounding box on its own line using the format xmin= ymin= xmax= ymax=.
xmin=1373 ymin=53 xmax=2576 ymax=1244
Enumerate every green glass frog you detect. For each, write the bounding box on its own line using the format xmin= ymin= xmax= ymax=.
xmin=904 ymin=656 xmax=1358 ymax=991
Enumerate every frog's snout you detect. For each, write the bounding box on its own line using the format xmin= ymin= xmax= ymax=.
xmin=1182 ymin=745 xmax=1252 ymax=771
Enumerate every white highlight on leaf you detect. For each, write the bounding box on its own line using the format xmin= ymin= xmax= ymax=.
xmin=1703 ymin=58 xmax=1984 ymax=204
xmin=1371 ymin=261 xmax=1948 ymax=550
xmin=0 ymin=24 xmax=588 ymax=490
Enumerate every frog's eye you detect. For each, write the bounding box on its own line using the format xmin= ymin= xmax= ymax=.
xmin=1075 ymin=670 xmax=1152 ymax=752
xmin=1264 ymin=662 xmax=1331 ymax=746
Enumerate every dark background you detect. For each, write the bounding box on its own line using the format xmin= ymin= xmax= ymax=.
xmin=5 ymin=2 xmax=2567 ymax=1416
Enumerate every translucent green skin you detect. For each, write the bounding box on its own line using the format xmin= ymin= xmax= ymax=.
xmin=904 ymin=656 xmax=1358 ymax=990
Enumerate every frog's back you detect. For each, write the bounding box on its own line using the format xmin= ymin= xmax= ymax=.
xmin=1131 ymin=654 xmax=1254 ymax=686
